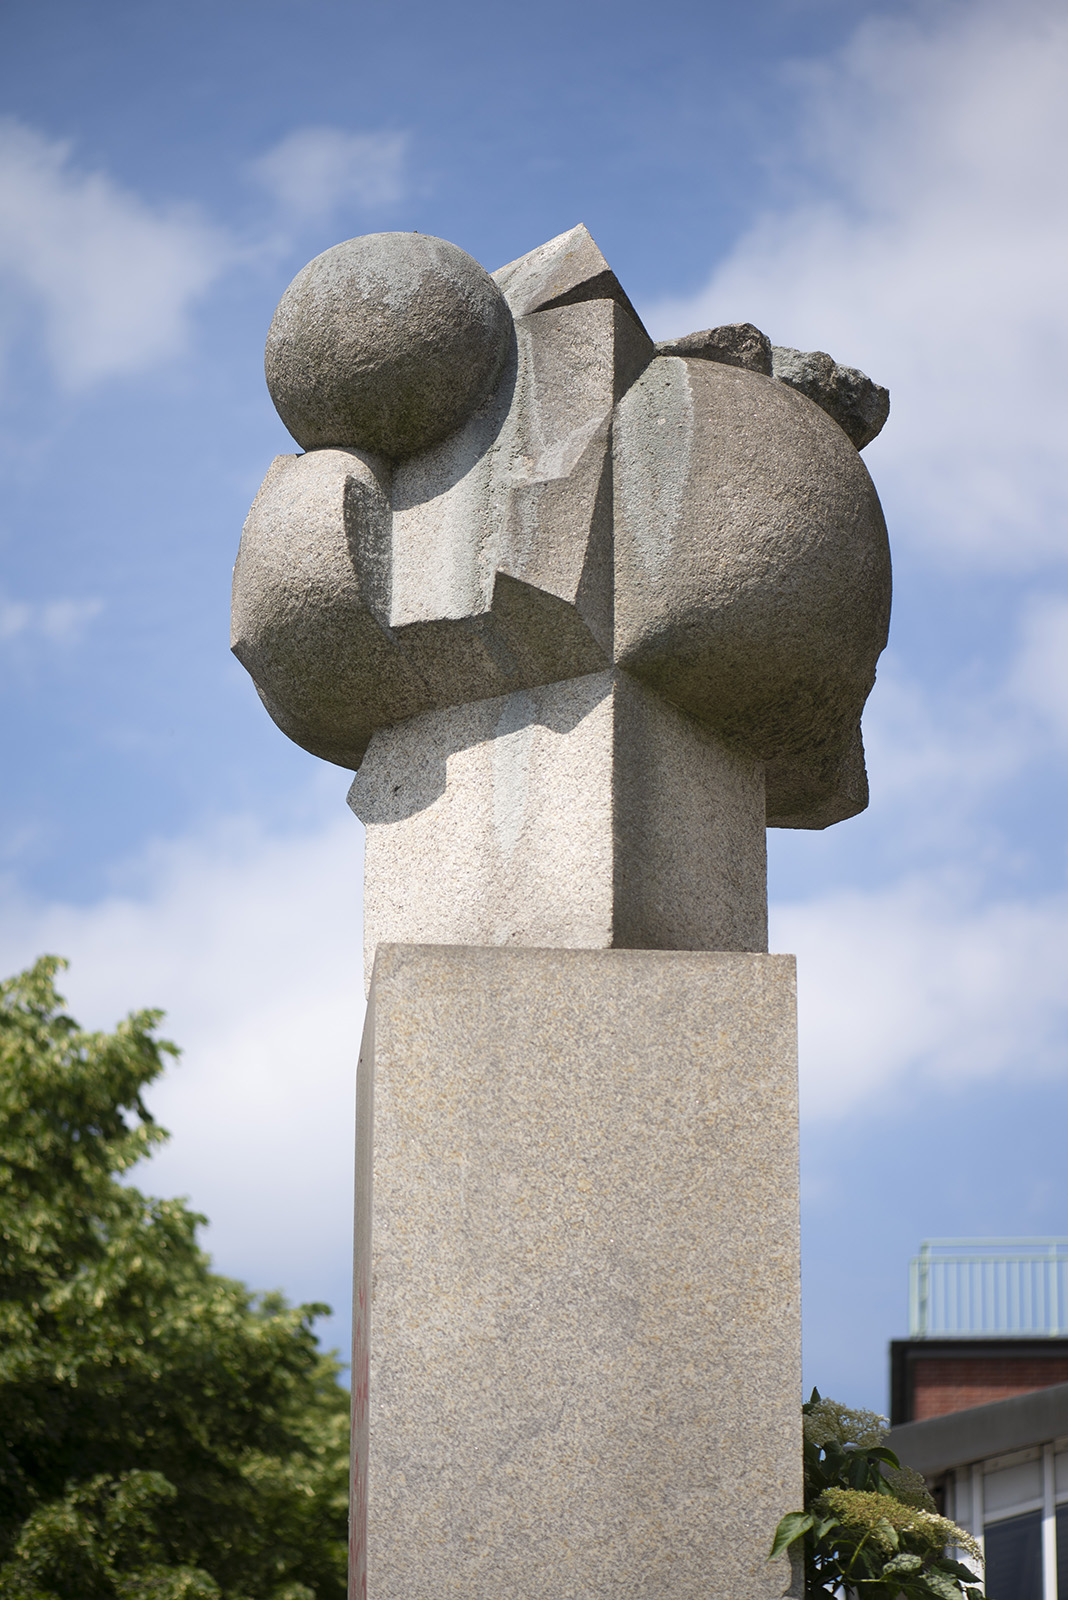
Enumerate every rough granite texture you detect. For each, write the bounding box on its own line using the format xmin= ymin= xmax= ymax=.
xmin=654 ymin=321 xmax=773 ymax=374
xmin=230 ymin=443 xmax=612 ymax=770
xmin=265 ymin=233 xmax=514 ymax=460
xmin=647 ymin=326 xmax=891 ymax=448
xmin=613 ymin=356 xmax=891 ymax=821
xmin=493 ymin=221 xmax=646 ymax=324
xmin=350 ymin=945 xmax=803 ymax=1600
xmin=347 ymin=670 xmax=767 ymax=987
xmin=771 ymin=345 xmax=891 ymax=450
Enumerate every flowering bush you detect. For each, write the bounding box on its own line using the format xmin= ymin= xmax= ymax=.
xmin=770 ymin=1390 xmax=985 ymax=1599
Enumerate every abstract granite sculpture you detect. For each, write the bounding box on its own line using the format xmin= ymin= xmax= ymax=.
xmin=231 ymin=225 xmax=892 ymax=1600
xmin=233 ymin=225 xmax=890 ymax=980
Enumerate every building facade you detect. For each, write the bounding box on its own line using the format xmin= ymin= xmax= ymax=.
xmin=888 ymin=1240 xmax=1068 ymax=1600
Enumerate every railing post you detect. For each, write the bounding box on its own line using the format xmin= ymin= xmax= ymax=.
xmin=1050 ymin=1239 xmax=1060 ymax=1337
xmin=915 ymin=1241 xmax=930 ymax=1338
xmin=908 ymin=1258 xmax=918 ymax=1336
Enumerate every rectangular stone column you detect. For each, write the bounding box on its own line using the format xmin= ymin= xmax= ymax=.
xmin=348 ymin=671 xmax=768 ymax=988
xmin=350 ymin=945 xmax=801 ymax=1600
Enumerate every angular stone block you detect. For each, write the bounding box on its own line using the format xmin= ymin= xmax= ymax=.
xmin=492 ymin=220 xmax=646 ymax=326
xmin=350 ymin=945 xmax=802 ymax=1600
xmin=347 ymin=670 xmax=767 ymax=985
xmin=389 ymin=292 xmax=651 ymax=663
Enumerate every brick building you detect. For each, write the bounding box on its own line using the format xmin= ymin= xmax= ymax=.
xmin=890 ymin=1337 xmax=1068 ymax=1424
xmin=887 ymin=1239 xmax=1068 ymax=1600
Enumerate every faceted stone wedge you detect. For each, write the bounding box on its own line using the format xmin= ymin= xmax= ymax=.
xmin=389 ymin=573 xmax=609 ymax=717
xmin=390 ymin=295 xmax=650 ymax=663
xmin=493 ymin=221 xmax=648 ymax=331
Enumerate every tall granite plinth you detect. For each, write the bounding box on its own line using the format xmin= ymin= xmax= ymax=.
xmin=351 ymin=945 xmax=802 ymax=1600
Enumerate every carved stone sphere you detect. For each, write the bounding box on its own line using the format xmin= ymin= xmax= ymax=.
xmin=613 ymin=357 xmax=892 ymax=785
xmin=265 ymin=233 xmax=514 ymax=461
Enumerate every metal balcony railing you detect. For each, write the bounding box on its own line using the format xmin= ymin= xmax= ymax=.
xmin=909 ymin=1239 xmax=1068 ymax=1338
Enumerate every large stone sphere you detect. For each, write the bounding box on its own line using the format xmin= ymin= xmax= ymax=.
xmin=265 ymin=233 xmax=514 ymax=461
xmin=614 ymin=357 xmax=892 ymax=768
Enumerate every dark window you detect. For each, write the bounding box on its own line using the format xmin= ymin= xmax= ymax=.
xmin=1056 ymin=1505 xmax=1068 ymax=1597
xmin=984 ymin=1511 xmax=1042 ymax=1600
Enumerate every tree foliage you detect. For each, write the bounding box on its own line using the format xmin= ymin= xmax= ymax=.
xmin=771 ymin=1390 xmax=985 ymax=1600
xmin=0 ymin=957 xmax=349 ymax=1600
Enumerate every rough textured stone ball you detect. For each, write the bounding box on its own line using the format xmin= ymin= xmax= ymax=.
xmin=265 ymin=233 xmax=514 ymax=461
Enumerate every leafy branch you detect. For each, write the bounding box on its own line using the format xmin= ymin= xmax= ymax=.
xmin=770 ymin=1390 xmax=985 ymax=1600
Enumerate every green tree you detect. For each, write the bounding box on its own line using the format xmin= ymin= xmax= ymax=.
xmin=0 ymin=957 xmax=349 ymax=1600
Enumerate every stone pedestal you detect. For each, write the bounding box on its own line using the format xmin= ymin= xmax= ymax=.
xmin=350 ymin=945 xmax=802 ymax=1600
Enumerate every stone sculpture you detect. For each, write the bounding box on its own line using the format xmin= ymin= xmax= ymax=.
xmin=230 ymin=224 xmax=892 ymax=1600
xmin=232 ymin=224 xmax=891 ymax=980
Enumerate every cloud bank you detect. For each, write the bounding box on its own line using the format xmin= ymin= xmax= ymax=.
xmin=643 ymin=0 xmax=1068 ymax=571
xmin=773 ymin=878 xmax=1068 ymax=1119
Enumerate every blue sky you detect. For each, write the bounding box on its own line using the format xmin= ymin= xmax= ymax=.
xmin=1 ymin=0 xmax=1066 ymax=1413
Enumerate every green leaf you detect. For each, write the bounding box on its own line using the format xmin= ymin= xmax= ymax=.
xmin=936 ymin=1558 xmax=984 ymax=1582
xmin=769 ymin=1511 xmax=814 ymax=1558
xmin=919 ymin=1566 xmax=975 ymax=1600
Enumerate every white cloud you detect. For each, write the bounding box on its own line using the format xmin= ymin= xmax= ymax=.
xmin=1009 ymin=594 xmax=1068 ymax=743
xmin=0 ymin=593 xmax=103 ymax=645
xmin=0 ymin=119 xmax=231 ymax=387
xmin=0 ymin=809 xmax=365 ymax=1318
xmin=251 ymin=127 xmax=408 ymax=224
xmin=771 ymin=579 xmax=1068 ymax=1119
xmin=863 ymin=660 xmax=1022 ymax=817
xmin=837 ymin=584 xmax=1068 ymax=864
xmin=642 ymin=0 xmax=1068 ymax=570
xmin=773 ymin=877 xmax=1068 ymax=1120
